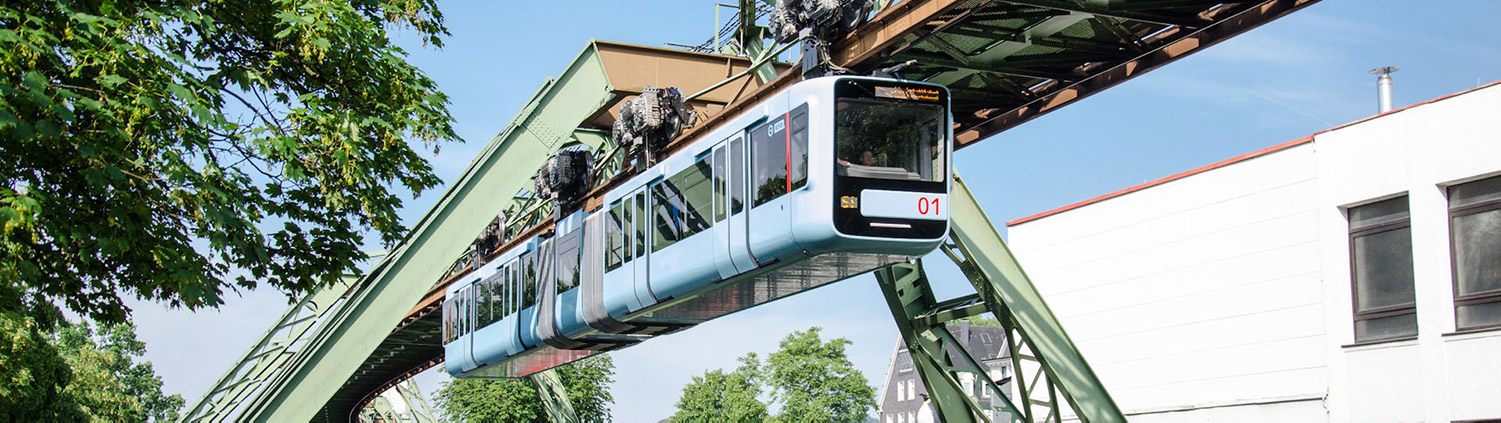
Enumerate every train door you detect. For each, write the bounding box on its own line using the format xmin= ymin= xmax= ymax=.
xmin=725 ymin=136 xmax=757 ymax=273
xmin=747 ymin=110 xmax=796 ymax=262
xmin=626 ymin=187 xmax=656 ymax=310
xmin=459 ymin=285 xmax=478 ymax=370
xmin=709 ymin=140 xmax=735 ymax=279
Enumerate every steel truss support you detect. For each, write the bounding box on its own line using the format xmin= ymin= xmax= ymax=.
xmin=873 ymin=174 xmax=1124 ymax=423
xmin=530 ymin=370 xmax=579 ymax=423
xmin=181 ymin=277 xmax=354 ymax=422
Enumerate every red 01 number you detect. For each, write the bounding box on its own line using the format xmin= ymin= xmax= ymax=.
xmin=916 ymin=197 xmax=940 ymax=215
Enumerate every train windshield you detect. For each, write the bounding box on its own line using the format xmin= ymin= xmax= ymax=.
xmin=834 ymin=96 xmax=946 ymax=182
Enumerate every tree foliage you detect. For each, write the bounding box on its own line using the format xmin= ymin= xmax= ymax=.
xmin=672 ymin=353 xmax=767 ymax=423
xmin=765 ymin=327 xmax=877 ymax=422
xmin=672 ymin=327 xmax=877 ymax=423
xmin=435 ymin=354 xmax=615 ymax=423
xmin=0 ymin=0 xmax=458 ymax=326
xmin=0 ymin=316 xmax=182 ymax=421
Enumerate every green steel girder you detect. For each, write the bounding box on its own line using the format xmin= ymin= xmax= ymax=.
xmin=181 ymin=276 xmax=355 ymax=422
xmin=873 ymin=174 xmax=1124 ymax=423
xmin=233 ymin=41 xmax=626 ymax=422
xmin=531 ymin=370 xmax=578 ymax=423
xmin=951 ymin=173 xmax=1124 ymax=422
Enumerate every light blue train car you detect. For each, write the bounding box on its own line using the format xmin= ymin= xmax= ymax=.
xmin=443 ymin=75 xmax=953 ymax=378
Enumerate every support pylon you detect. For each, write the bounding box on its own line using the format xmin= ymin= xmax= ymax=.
xmin=531 ymin=369 xmax=578 ymax=423
xmin=874 ymin=174 xmax=1125 ymax=423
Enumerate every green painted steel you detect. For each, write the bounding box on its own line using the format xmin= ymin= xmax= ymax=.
xmin=180 ymin=276 xmax=354 ymax=422
xmin=946 ymin=173 xmax=1125 ymax=423
xmin=531 ymin=370 xmax=579 ymax=423
xmin=234 ymin=41 xmax=627 ymax=422
xmin=874 ymin=263 xmax=1022 ymax=423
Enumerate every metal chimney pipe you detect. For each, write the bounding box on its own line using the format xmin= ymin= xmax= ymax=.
xmin=1370 ymin=66 xmax=1399 ymax=113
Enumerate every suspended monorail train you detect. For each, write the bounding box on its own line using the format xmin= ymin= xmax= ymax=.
xmin=442 ymin=76 xmax=952 ymax=378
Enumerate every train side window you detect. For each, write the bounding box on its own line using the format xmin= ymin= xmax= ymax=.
xmin=623 ymin=197 xmax=634 ymax=263
xmin=752 ymin=115 xmax=787 ymax=206
xmin=476 ymin=278 xmax=490 ymax=328
xmin=789 ymin=104 xmax=809 ymax=191
xmin=752 ymin=106 xmax=808 ymax=207
xmin=441 ymin=301 xmax=449 ymax=343
xmin=730 ymin=137 xmax=744 ymax=214
xmin=713 ymin=147 xmax=727 ymax=222
xmin=488 ymin=276 xmax=502 ymax=323
xmin=558 ymin=242 xmax=580 ymax=294
xmin=635 ymin=192 xmax=646 ymax=258
xmin=504 ymin=264 xmax=514 ymax=315
xmin=654 ymin=158 xmax=714 ymax=251
xmin=652 ymin=181 xmax=679 ymax=251
xmin=521 ymin=255 xmax=537 ymax=310
xmin=606 ymin=204 xmax=624 ymax=271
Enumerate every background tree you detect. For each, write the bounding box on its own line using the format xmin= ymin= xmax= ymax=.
xmin=672 ymin=353 xmax=767 ymax=423
xmin=0 ymin=0 xmax=458 ymax=328
xmin=435 ymin=354 xmax=615 ymax=422
xmin=765 ymin=327 xmax=877 ymax=423
xmin=670 ymin=327 xmax=877 ymax=423
xmin=0 ymin=318 xmax=182 ymax=421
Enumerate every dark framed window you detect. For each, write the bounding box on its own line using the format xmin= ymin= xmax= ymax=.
xmin=476 ymin=277 xmax=492 ymax=327
xmin=1449 ymin=174 xmax=1501 ymax=330
xmin=1349 ymin=195 xmax=1417 ymax=342
xmin=652 ymin=157 xmax=713 ymax=252
xmin=713 ymin=147 xmax=727 ymax=223
xmin=634 ymin=191 xmax=646 ymax=258
xmin=521 ymin=255 xmax=537 ymax=310
xmin=751 ymin=105 xmax=809 ymax=207
xmin=730 ymin=137 xmax=745 ymax=214
xmin=606 ymin=204 xmax=624 ymax=271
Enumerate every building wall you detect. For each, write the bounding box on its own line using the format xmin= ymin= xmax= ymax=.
xmin=1314 ymin=84 xmax=1501 ymax=423
xmin=1008 ymin=142 xmax=1328 ymax=421
xmin=1006 ymin=83 xmax=1501 ymax=422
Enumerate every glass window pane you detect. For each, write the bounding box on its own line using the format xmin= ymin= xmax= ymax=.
xmin=652 ymin=182 xmax=679 ymax=251
xmin=789 ymin=105 xmax=809 ymax=191
xmin=753 ymin=114 xmax=789 ymax=206
xmin=682 ymin=159 xmax=713 ymax=236
xmin=835 ymin=98 xmax=946 ymax=182
xmin=1451 ymin=174 xmax=1501 ymax=208
xmin=635 ymin=192 xmax=646 ymax=258
xmin=714 ymin=147 xmax=727 ymax=222
xmin=491 ymin=277 xmax=502 ymax=321
xmin=1353 ymin=227 xmax=1417 ymax=311
xmin=1350 ymin=196 xmax=1409 ymax=227
xmin=522 ymin=257 xmax=536 ymax=309
xmin=730 ymin=137 xmax=745 ymax=214
xmin=1356 ymin=313 xmax=1417 ymax=341
xmin=1454 ymin=209 xmax=1501 ymax=297
xmin=477 ymin=280 xmax=490 ymax=326
xmin=1458 ymin=301 xmax=1501 ymax=329
xmin=606 ymin=205 xmax=624 ymax=270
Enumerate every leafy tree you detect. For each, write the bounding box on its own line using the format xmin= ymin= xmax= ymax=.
xmin=436 ymin=354 xmax=615 ymax=422
xmin=765 ymin=327 xmax=876 ymax=423
xmin=0 ymin=0 xmax=458 ymax=327
xmin=0 ymin=310 xmax=80 ymax=421
xmin=0 ymin=317 xmax=182 ymax=421
xmin=670 ymin=327 xmax=876 ymax=423
xmin=672 ymin=353 xmax=767 ymax=423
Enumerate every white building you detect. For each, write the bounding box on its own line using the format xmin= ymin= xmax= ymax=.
xmin=1005 ymin=81 xmax=1501 ymax=422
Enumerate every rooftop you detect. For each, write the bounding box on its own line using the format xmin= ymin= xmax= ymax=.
xmin=1006 ymin=79 xmax=1501 ymax=227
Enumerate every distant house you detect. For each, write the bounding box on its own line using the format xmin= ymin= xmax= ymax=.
xmin=876 ymin=321 xmax=1015 ymax=423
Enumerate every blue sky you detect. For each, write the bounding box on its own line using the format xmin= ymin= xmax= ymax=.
xmin=128 ymin=1 xmax=1501 ymax=421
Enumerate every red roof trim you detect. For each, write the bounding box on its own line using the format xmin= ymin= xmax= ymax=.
xmin=1006 ymin=79 xmax=1501 ymax=228
xmin=1006 ymin=135 xmax=1313 ymax=227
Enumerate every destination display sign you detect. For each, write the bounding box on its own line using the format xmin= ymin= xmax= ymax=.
xmin=873 ymin=85 xmax=943 ymax=102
